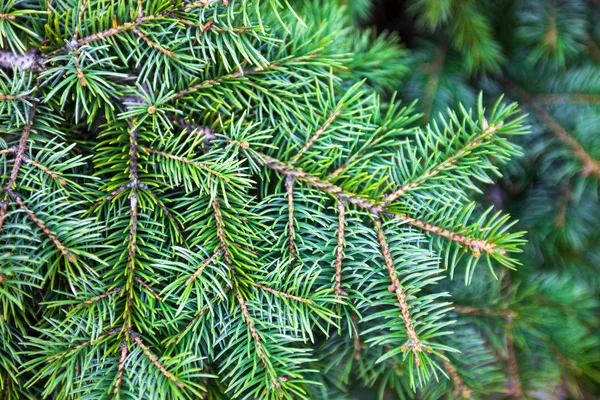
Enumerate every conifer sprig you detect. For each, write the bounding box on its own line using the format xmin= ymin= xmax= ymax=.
xmin=0 ymin=1 xmax=529 ymax=398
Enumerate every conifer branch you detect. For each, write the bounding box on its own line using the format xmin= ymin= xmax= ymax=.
xmin=506 ymin=331 xmax=522 ymax=398
xmin=131 ymin=331 xmax=184 ymax=388
xmin=258 ymin=153 xmax=381 ymax=210
xmin=47 ymin=328 xmax=120 ymax=362
xmin=82 ymin=287 xmax=123 ymax=306
xmin=166 ymin=305 xmax=212 ymax=348
xmin=185 ymin=248 xmax=223 ymax=286
xmin=235 ymin=292 xmax=272 ymax=372
xmin=501 ymin=274 xmax=522 ymax=398
xmin=536 ymin=93 xmax=600 ymax=104
xmin=439 ymin=357 xmax=473 ymax=399
xmin=384 ymin=119 xmax=505 ymax=204
xmin=251 ymin=283 xmax=315 ymax=304
xmin=5 ymin=104 xmax=37 ymax=190
xmin=373 ymin=216 xmax=423 ymax=366
xmin=334 ymin=201 xmax=347 ymax=297
xmin=21 ymin=155 xmax=67 ymax=185
xmin=141 ymin=146 xmax=228 ymax=180
xmin=113 ymin=339 xmax=128 ymax=394
xmin=508 ymin=82 xmax=600 ymax=179
xmin=587 ymin=38 xmax=600 ymax=64
xmin=422 ymin=42 xmax=447 ymax=122
xmin=133 ymin=29 xmax=175 ymax=58
xmin=555 ymin=180 xmax=572 ymax=228
xmin=351 ymin=313 xmax=362 ymax=361
xmin=7 ymin=190 xmax=75 ymax=261
xmin=453 ymin=305 xmax=517 ymax=319
xmin=389 ymin=214 xmax=502 ymax=256
xmin=250 ymin=151 xmax=501 ymax=256
xmin=285 ymin=175 xmax=296 ymax=262
xmin=173 ymin=53 xmax=321 ymax=99
xmin=123 ymin=123 xmax=141 ymax=329
xmin=289 ymin=109 xmax=343 ymax=164
xmin=134 ymin=276 xmax=163 ymax=301
xmin=211 ymin=199 xmax=232 ymax=265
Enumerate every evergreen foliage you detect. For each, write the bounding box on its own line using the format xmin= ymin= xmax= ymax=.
xmin=378 ymin=0 xmax=600 ymax=397
xmin=1 ymin=0 xmax=592 ymax=399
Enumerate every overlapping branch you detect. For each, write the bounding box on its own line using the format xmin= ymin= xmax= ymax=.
xmin=373 ymin=217 xmax=423 ymax=365
xmin=251 ymin=151 xmax=501 ymax=256
xmin=384 ymin=119 xmax=505 ymax=204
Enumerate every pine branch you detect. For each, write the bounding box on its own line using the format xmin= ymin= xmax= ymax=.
xmin=82 ymin=287 xmax=123 ymax=306
xmin=47 ymin=328 xmax=120 ymax=363
xmin=384 ymin=118 xmax=505 ymax=204
xmin=508 ymin=82 xmax=600 ymax=179
xmin=113 ymin=339 xmax=128 ymax=395
xmin=373 ymin=216 xmax=423 ymax=366
xmin=333 ymin=201 xmax=347 ymax=297
xmin=5 ymin=103 xmax=37 ymax=190
xmin=439 ymin=357 xmax=473 ymax=399
xmin=285 ymin=175 xmax=296 ymax=262
xmin=211 ymin=199 xmax=232 ymax=265
xmin=251 ymin=282 xmax=315 ymax=305
xmin=252 ymin=151 xmax=502 ymax=256
xmin=185 ymin=248 xmax=223 ymax=286
xmin=422 ymin=42 xmax=447 ymax=122
xmin=289 ymin=109 xmax=343 ymax=164
xmin=130 ymin=331 xmax=184 ymax=388
xmin=173 ymin=53 xmax=321 ymax=99
xmin=453 ymin=305 xmax=517 ymax=319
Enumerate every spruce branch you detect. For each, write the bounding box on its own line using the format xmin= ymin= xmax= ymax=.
xmin=439 ymin=357 xmax=473 ymax=399
xmin=508 ymin=81 xmax=600 ymax=179
xmin=373 ymin=216 xmax=423 ymax=365
xmin=173 ymin=53 xmax=321 ymax=99
xmin=384 ymin=118 xmax=505 ymax=204
xmin=285 ymin=175 xmax=296 ymax=262
xmin=333 ymin=200 xmax=347 ymax=297
xmin=250 ymin=151 xmax=504 ymax=256
xmin=130 ymin=331 xmax=184 ymax=389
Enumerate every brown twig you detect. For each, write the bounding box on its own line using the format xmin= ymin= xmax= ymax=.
xmin=285 ymin=175 xmax=296 ymax=262
xmin=251 ymin=283 xmax=315 ymax=304
xmin=334 ymin=201 xmax=347 ymax=297
xmin=113 ymin=339 xmax=129 ymax=394
xmin=211 ymin=199 xmax=232 ymax=265
xmin=21 ymin=155 xmax=67 ymax=185
xmin=453 ymin=305 xmax=517 ymax=319
xmin=290 ymin=109 xmax=342 ymax=164
xmin=47 ymin=329 xmax=120 ymax=363
xmin=7 ymin=189 xmax=75 ymax=261
xmin=185 ymin=248 xmax=223 ymax=286
xmin=373 ymin=217 xmax=423 ymax=366
xmin=134 ymin=276 xmax=163 ymax=301
xmin=83 ymin=287 xmax=122 ymax=306
xmin=133 ymin=29 xmax=175 ymax=58
xmin=131 ymin=332 xmax=184 ymax=388
xmin=173 ymin=54 xmax=320 ymax=99
xmin=439 ymin=357 xmax=473 ymax=399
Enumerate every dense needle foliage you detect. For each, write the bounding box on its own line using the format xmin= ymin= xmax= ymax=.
xmin=2 ymin=0 xmax=591 ymax=399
